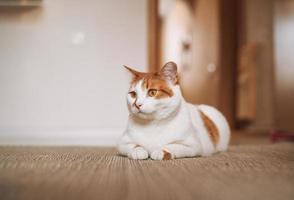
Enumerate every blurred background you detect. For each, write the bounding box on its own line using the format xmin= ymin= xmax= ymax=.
xmin=0 ymin=0 xmax=293 ymax=146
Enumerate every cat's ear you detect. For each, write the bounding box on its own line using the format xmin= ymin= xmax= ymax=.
xmin=160 ymin=61 xmax=179 ymax=84
xmin=123 ymin=65 xmax=142 ymax=78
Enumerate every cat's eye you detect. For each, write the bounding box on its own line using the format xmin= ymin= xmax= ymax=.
xmin=148 ymin=89 xmax=158 ymax=97
xmin=129 ymin=91 xmax=137 ymax=98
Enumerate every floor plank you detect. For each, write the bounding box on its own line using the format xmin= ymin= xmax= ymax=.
xmin=0 ymin=143 xmax=293 ymax=200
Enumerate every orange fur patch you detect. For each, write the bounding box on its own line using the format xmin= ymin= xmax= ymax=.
xmin=142 ymin=75 xmax=173 ymax=98
xmin=130 ymin=73 xmax=145 ymax=86
xmin=124 ymin=64 xmax=179 ymax=99
xmin=130 ymin=72 xmax=174 ymax=99
xmin=163 ymin=150 xmax=172 ymax=160
xmin=124 ymin=62 xmax=179 ymax=91
xmin=199 ymin=110 xmax=220 ymax=147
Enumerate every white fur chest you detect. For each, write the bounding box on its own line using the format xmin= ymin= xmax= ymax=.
xmin=126 ymin=104 xmax=193 ymax=152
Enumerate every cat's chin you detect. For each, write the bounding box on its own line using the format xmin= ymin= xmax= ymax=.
xmin=132 ymin=111 xmax=155 ymax=120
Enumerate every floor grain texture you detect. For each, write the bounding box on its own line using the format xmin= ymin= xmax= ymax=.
xmin=0 ymin=143 xmax=293 ymax=200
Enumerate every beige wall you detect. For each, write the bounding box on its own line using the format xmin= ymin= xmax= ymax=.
xmin=239 ymin=0 xmax=294 ymax=132
xmin=240 ymin=0 xmax=275 ymax=131
xmin=0 ymin=0 xmax=147 ymax=145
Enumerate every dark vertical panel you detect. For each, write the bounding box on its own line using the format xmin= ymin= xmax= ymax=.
xmin=274 ymin=0 xmax=294 ymax=131
xmin=218 ymin=0 xmax=239 ymax=128
xmin=148 ymin=0 xmax=160 ymax=72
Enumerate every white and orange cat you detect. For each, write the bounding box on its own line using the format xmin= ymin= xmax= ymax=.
xmin=117 ymin=62 xmax=230 ymax=160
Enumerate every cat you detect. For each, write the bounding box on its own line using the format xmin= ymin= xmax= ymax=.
xmin=117 ymin=61 xmax=230 ymax=160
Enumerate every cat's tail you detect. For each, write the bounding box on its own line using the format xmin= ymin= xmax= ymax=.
xmin=198 ymin=104 xmax=231 ymax=152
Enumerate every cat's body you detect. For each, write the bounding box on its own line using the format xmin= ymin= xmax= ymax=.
xmin=117 ymin=62 xmax=230 ymax=160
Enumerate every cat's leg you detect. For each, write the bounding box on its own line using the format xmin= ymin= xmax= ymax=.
xmin=151 ymin=143 xmax=201 ymax=160
xmin=129 ymin=146 xmax=149 ymax=160
xmin=117 ymin=135 xmax=148 ymax=160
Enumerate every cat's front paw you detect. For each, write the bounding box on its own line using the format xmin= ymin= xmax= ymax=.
xmin=128 ymin=147 xmax=148 ymax=160
xmin=151 ymin=149 xmax=174 ymax=160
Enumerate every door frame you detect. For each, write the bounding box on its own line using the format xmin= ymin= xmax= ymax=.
xmin=148 ymin=0 xmax=160 ymax=72
xmin=147 ymin=0 xmax=238 ymax=128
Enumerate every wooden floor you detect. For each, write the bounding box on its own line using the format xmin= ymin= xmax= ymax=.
xmin=0 ymin=134 xmax=293 ymax=200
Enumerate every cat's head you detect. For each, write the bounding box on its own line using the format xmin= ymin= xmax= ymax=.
xmin=124 ymin=62 xmax=182 ymax=120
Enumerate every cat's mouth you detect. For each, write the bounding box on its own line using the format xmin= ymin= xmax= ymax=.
xmin=133 ymin=109 xmax=151 ymax=115
xmin=137 ymin=110 xmax=147 ymax=114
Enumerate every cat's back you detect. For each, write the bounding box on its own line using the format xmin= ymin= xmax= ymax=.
xmin=186 ymin=103 xmax=231 ymax=152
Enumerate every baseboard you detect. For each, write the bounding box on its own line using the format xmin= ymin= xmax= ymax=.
xmin=0 ymin=128 xmax=123 ymax=146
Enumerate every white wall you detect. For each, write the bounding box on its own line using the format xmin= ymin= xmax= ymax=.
xmin=159 ymin=0 xmax=193 ymax=67
xmin=0 ymin=0 xmax=147 ymax=145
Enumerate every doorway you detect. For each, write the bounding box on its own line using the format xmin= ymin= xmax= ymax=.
xmin=148 ymin=0 xmax=238 ymax=127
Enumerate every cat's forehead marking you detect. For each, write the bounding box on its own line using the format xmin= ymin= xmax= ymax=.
xmin=135 ymin=80 xmax=145 ymax=93
xmin=130 ymin=73 xmax=174 ymax=98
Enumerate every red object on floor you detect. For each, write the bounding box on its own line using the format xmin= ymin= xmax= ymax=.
xmin=271 ymin=130 xmax=294 ymax=143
